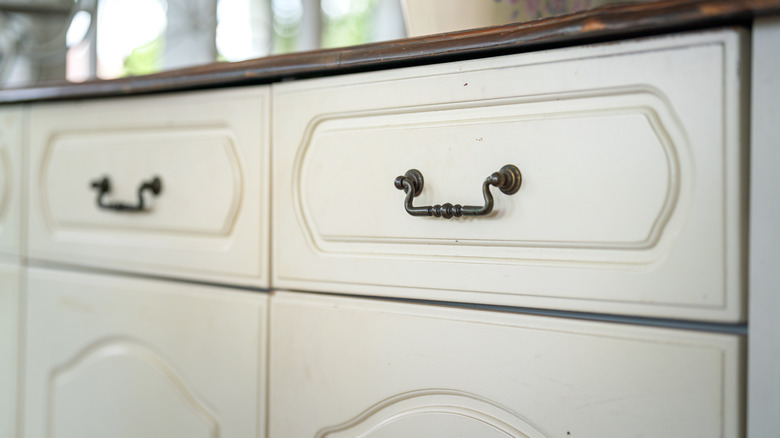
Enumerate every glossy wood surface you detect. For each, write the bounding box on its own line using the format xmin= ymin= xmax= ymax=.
xmin=0 ymin=0 xmax=778 ymax=103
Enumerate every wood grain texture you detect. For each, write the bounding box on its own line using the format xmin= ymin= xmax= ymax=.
xmin=0 ymin=0 xmax=778 ymax=103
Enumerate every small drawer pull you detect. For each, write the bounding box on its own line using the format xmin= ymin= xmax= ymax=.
xmin=394 ymin=165 xmax=521 ymax=219
xmin=90 ymin=176 xmax=163 ymax=212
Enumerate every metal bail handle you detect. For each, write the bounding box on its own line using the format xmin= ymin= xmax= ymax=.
xmin=394 ymin=164 xmax=522 ymax=219
xmin=90 ymin=176 xmax=163 ymax=212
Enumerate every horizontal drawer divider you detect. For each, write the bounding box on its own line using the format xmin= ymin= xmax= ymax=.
xmin=25 ymin=259 xmax=273 ymax=295
xmin=279 ymin=288 xmax=749 ymax=335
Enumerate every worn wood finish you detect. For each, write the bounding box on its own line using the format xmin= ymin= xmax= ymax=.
xmin=1 ymin=0 xmax=779 ymax=103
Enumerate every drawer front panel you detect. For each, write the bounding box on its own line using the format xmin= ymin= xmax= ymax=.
xmin=43 ymin=129 xmax=241 ymax=236
xmin=29 ymin=87 xmax=270 ymax=286
xmin=300 ymin=92 xmax=676 ymax=260
xmin=0 ymin=108 xmax=23 ymax=257
xmin=269 ymin=292 xmax=743 ymax=438
xmin=273 ymin=30 xmax=746 ymax=321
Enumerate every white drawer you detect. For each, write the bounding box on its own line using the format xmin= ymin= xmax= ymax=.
xmin=272 ymin=29 xmax=746 ymax=321
xmin=269 ymin=291 xmax=743 ymax=438
xmin=28 ymin=87 xmax=270 ymax=287
xmin=0 ymin=107 xmax=23 ymax=258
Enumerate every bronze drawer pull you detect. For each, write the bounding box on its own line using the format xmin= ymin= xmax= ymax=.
xmin=394 ymin=165 xmax=521 ymax=219
xmin=90 ymin=176 xmax=163 ymax=212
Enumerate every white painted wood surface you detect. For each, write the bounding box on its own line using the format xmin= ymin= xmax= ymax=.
xmin=0 ymin=262 xmax=20 ymax=438
xmin=0 ymin=107 xmax=23 ymax=257
xmin=269 ymin=291 xmax=743 ymax=438
xmin=27 ymin=86 xmax=271 ymax=287
xmin=748 ymin=16 xmax=780 ymax=438
xmin=23 ymin=267 xmax=268 ymax=438
xmin=0 ymin=20 xmax=773 ymax=438
xmin=272 ymin=29 xmax=747 ymax=322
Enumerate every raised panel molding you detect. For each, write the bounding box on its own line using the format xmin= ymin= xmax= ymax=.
xmin=294 ymin=88 xmax=689 ymax=265
xmin=0 ymin=147 xmax=10 ymax=228
xmin=40 ymin=128 xmax=243 ymax=239
xmin=48 ymin=339 xmax=219 ymax=438
xmin=0 ymin=107 xmax=22 ymax=256
xmin=316 ymin=389 xmax=547 ymax=438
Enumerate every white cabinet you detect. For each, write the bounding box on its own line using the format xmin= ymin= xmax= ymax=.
xmin=27 ymin=87 xmax=271 ymax=288
xmin=0 ymin=106 xmax=23 ymax=438
xmin=272 ymin=29 xmax=746 ymax=322
xmin=1 ymin=10 xmax=778 ymax=438
xmin=23 ymin=267 xmax=268 ymax=438
xmin=269 ymin=291 xmax=743 ymax=438
xmin=0 ymin=263 xmax=21 ymax=438
xmin=20 ymin=85 xmax=274 ymax=438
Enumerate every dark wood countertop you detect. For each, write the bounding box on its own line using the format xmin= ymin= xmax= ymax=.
xmin=2 ymin=0 xmax=779 ymax=103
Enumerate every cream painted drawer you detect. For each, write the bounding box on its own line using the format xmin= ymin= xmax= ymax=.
xmin=0 ymin=107 xmax=23 ymax=258
xmin=28 ymin=87 xmax=270 ymax=287
xmin=272 ymin=29 xmax=746 ymax=321
xmin=269 ymin=291 xmax=743 ymax=438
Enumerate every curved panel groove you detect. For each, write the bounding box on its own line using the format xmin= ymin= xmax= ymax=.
xmin=47 ymin=337 xmax=219 ymax=438
xmin=0 ymin=147 xmax=10 ymax=225
xmin=315 ymin=389 xmax=548 ymax=438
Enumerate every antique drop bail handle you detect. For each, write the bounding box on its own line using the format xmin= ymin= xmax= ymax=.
xmin=394 ymin=165 xmax=521 ymax=219
xmin=90 ymin=176 xmax=163 ymax=212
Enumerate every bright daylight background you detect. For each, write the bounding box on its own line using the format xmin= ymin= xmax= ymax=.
xmin=63 ymin=0 xmax=404 ymax=81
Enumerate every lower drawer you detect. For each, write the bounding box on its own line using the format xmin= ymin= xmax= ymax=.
xmin=23 ymin=267 xmax=268 ymax=438
xmin=269 ymin=291 xmax=743 ymax=438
